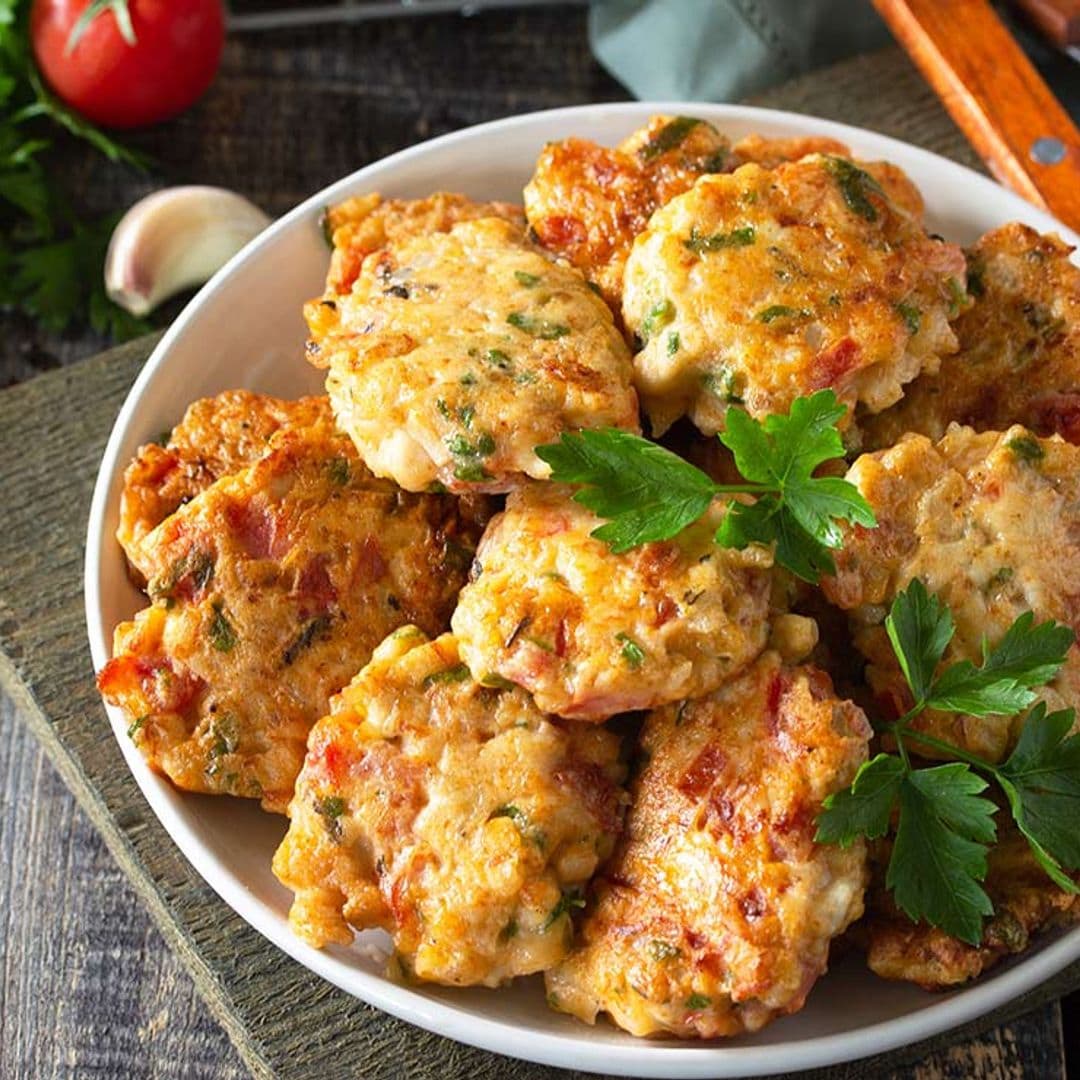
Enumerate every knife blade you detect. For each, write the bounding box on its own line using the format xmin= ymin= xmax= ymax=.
xmin=228 ymin=0 xmax=585 ymax=32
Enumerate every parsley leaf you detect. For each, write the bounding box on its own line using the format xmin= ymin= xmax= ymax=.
xmin=722 ymin=389 xmax=848 ymax=485
xmin=825 ymin=155 xmax=885 ymax=222
xmin=0 ymin=10 xmax=150 ymax=340
xmin=817 ymin=582 xmax=1078 ymax=945
xmin=998 ymin=703 xmax=1080 ymax=893
xmin=717 ymin=494 xmax=838 ymax=582
xmin=615 ymin=631 xmax=646 ymax=669
xmin=816 ymin=753 xmax=905 ymax=846
xmin=506 ymin=311 xmax=570 ymax=339
xmin=976 ymin=613 xmax=1074 ymax=687
xmin=888 ymin=765 xmax=997 ymax=945
xmin=884 ymin=578 xmax=953 ymax=705
xmin=542 ymin=888 xmax=586 ymax=931
xmin=926 ymin=612 xmax=1073 ymax=716
xmin=882 ymin=580 xmax=1073 ymax=717
xmin=683 ymin=225 xmax=755 ymax=253
xmin=535 ymin=428 xmax=716 ymax=553
xmin=208 ymin=601 xmax=237 ymax=652
xmin=717 ymin=390 xmax=875 ymax=579
xmin=638 ymin=115 xmax=701 ymax=162
xmin=537 ymin=391 xmax=875 ymax=582
xmin=927 ymin=665 xmax=1043 ymax=718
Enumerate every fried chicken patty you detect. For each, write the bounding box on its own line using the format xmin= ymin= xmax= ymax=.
xmin=545 ymin=651 xmax=871 ymax=1037
xmin=522 ymin=115 xmax=875 ymax=313
xmin=730 ymin=132 xmax=848 ymax=170
xmin=622 ymin=155 xmax=967 ymax=436
xmin=322 ymin=191 xmax=525 ymax=296
xmin=862 ymin=224 xmax=1080 ymax=449
xmin=824 ymin=424 xmax=1080 ymax=762
xmin=306 ymin=217 xmax=639 ymax=493
xmin=272 ymin=628 xmax=627 ymax=986
xmin=523 ymin=115 xmax=737 ymax=310
xmin=98 ymin=422 xmax=483 ymax=813
xmin=118 ymin=391 xmax=330 ymax=581
xmin=451 ymin=483 xmax=774 ymax=720
xmin=859 ymin=829 xmax=1080 ymax=989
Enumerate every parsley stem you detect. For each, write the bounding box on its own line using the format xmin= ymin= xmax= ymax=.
xmin=894 ymin=726 xmax=1000 ymax=777
xmin=892 ymin=703 xmax=924 ymax=731
xmin=893 ymin=726 xmax=912 ymax=771
xmin=711 ymin=483 xmax=774 ymax=494
xmin=888 ymin=703 xmax=925 ymax=772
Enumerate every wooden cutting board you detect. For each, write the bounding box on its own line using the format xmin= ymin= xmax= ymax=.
xmin=1 ymin=47 xmax=1076 ymax=1080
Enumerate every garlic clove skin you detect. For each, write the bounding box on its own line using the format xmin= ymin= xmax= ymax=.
xmin=105 ymin=186 xmax=272 ymax=316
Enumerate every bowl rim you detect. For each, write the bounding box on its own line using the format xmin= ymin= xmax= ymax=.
xmin=84 ymin=100 xmax=1080 ymax=1078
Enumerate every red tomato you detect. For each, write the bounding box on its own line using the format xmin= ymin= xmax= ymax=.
xmin=30 ymin=0 xmax=225 ymax=129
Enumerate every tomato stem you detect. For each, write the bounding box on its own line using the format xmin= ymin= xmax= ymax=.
xmin=65 ymin=0 xmax=136 ymax=56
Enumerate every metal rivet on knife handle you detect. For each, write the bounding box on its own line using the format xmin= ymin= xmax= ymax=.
xmin=1030 ymin=137 xmax=1068 ymax=165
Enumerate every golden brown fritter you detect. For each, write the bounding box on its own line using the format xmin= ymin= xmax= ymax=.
xmin=307 ymin=217 xmax=639 ymax=493
xmin=731 ymin=132 xmax=848 ymax=169
xmin=545 ymin=651 xmax=871 ymax=1038
xmin=858 ymin=830 xmax=1080 ymax=990
xmin=729 ymin=139 xmax=924 ymax=220
xmin=522 ymin=118 xmax=918 ymax=317
xmin=523 ymin=115 xmax=737 ymax=309
xmin=823 ymin=424 xmax=1080 ymax=763
xmin=322 ymin=191 xmax=525 ymax=295
xmin=117 ymin=391 xmax=331 ymax=581
xmin=272 ymin=628 xmax=627 ymax=986
xmin=451 ymin=483 xmax=773 ymax=721
xmin=862 ymin=224 xmax=1080 ymax=449
xmin=623 ymin=155 xmax=967 ymax=436
xmin=98 ymin=422 xmax=484 ymax=813
xmin=858 ymin=160 xmax=927 ymax=220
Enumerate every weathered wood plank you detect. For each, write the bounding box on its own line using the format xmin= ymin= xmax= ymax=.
xmin=0 ymin=698 xmax=245 ymax=1079
xmin=749 ymin=48 xmax=982 ymax=170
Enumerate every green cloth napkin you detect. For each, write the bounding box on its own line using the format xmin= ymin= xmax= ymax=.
xmin=589 ymin=0 xmax=891 ymax=101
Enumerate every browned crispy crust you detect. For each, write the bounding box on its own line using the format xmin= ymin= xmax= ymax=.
xmin=545 ymin=652 xmax=871 ymax=1038
xmin=451 ymin=483 xmax=772 ymax=721
xmin=323 ymin=191 xmax=525 ymax=295
xmin=523 ymin=115 xmax=738 ymax=310
xmin=862 ymin=224 xmax=1080 ymax=449
xmin=100 ymin=418 xmax=486 ymax=813
xmin=732 ymin=132 xmax=848 ymax=169
xmin=522 ymin=117 xmax=916 ymax=316
xmin=272 ymin=629 xmax=626 ymax=986
xmin=858 ymin=831 xmax=1080 ymax=990
xmin=623 ymin=155 xmax=965 ymax=436
xmin=118 ymin=391 xmax=332 ymax=582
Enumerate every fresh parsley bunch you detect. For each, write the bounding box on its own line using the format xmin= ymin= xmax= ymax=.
xmin=535 ymin=389 xmax=875 ymax=582
xmin=817 ymin=580 xmax=1079 ymax=945
xmin=0 ymin=0 xmax=149 ymax=339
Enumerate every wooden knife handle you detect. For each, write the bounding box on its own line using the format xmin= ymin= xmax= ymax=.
xmin=1013 ymin=0 xmax=1080 ymax=47
xmin=872 ymin=0 xmax=1080 ymax=232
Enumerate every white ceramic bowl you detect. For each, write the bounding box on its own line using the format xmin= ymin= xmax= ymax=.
xmin=85 ymin=103 xmax=1080 ymax=1078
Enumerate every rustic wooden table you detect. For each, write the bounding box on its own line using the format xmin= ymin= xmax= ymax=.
xmin=0 ymin=5 xmax=1074 ymax=1078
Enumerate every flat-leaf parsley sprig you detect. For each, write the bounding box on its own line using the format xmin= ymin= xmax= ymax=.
xmin=535 ymin=390 xmax=875 ymax=583
xmin=0 ymin=0 xmax=151 ymax=339
xmin=816 ymin=579 xmax=1079 ymax=945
